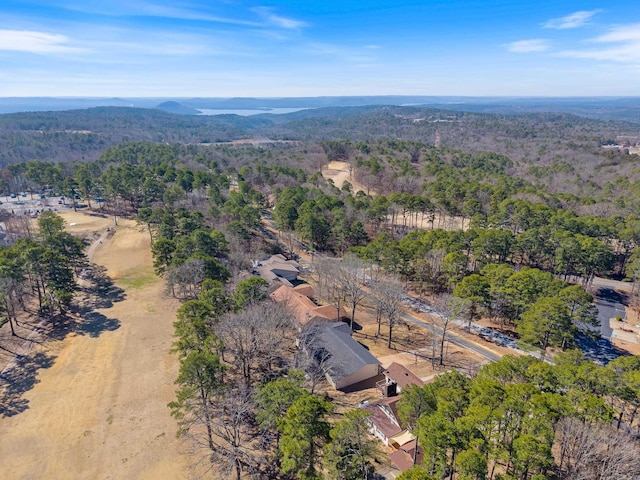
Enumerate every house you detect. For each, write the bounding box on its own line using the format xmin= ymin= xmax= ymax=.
xmin=366 ymin=362 xmax=429 ymax=473
xmin=301 ymin=322 xmax=381 ymax=390
xmin=377 ymin=362 xmax=425 ymax=397
xmin=364 ymin=396 xmax=403 ymax=446
xmin=255 ymin=254 xmax=300 ymax=285
xmin=270 ymin=284 xmax=348 ymax=326
xmin=363 ymin=396 xmax=421 ymax=472
xmin=364 ymin=396 xmax=417 ymax=448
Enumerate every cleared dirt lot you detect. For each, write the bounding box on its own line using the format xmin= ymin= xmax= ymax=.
xmin=322 ymin=161 xmax=368 ymax=193
xmin=0 ymin=211 xmax=189 ymax=479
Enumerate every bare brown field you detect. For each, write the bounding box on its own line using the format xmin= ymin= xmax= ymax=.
xmin=0 ymin=211 xmax=189 ymax=479
xmin=321 ymin=161 xmax=368 ymax=193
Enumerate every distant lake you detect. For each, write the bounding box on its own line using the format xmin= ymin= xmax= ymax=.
xmin=198 ymin=108 xmax=309 ymax=116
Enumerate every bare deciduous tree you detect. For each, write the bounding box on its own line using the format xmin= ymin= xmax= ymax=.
xmin=296 ymin=324 xmax=333 ymax=394
xmin=432 ymin=294 xmax=469 ymax=366
xmin=555 ymin=416 xmax=640 ymax=480
xmin=369 ymin=276 xmax=405 ymax=348
xmin=337 ymin=253 xmax=368 ymax=330
xmin=0 ymin=275 xmax=23 ymax=336
xmin=217 ymin=302 xmax=294 ymax=387
xmin=311 ymin=255 xmax=334 ymax=303
xmin=165 ymin=258 xmax=206 ymax=299
xmin=208 ymin=387 xmax=263 ymax=480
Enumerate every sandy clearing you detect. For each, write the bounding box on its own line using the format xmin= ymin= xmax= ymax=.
xmin=386 ymin=211 xmax=467 ymax=232
xmin=321 ymin=162 xmax=468 ymax=232
xmin=0 ymin=212 xmax=189 ymax=479
xmin=321 ymin=161 xmax=368 ymax=193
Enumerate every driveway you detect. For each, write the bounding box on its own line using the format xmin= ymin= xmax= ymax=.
xmin=595 ymin=287 xmax=628 ymax=339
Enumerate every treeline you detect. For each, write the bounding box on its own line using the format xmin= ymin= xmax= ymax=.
xmin=352 ymin=219 xmax=618 ymax=287
xmin=5 ymin=138 xmax=631 ymax=288
xmin=5 ymin=140 xmax=640 ymax=292
xmin=0 ymin=107 xmax=264 ymax=166
xmin=271 ymin=181 xmax=638 ymax=283
xmin=397 ymin=353 xmax=640 ymax=480
xmin=0 ymin=212 xmax=86 ymax=334
xmin=346 ymin=138 xmax=640 ymax=218
xmin=0 ymin=105 xmax=638 ymax=207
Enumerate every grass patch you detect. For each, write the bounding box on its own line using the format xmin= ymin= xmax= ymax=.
xmin=117 ymin=266 xmax=158 ymax=290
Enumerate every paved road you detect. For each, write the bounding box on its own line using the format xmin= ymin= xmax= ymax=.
xmin=592 ymin=277 xmax=633 ymax=292
xmin=261 ymin=213 xmax=627 ymax=365
xmin=401 ymin=311 xmax=502 ymax=363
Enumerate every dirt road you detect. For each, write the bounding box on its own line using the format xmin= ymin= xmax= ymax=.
xmin=0 ymin=212 xmax=189 ymax=479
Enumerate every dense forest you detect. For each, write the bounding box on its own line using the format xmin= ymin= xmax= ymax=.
xmin=2 ymin=103 xmax=640 ymax=479
xmin=0 ymin=105 xmax=638 ymax=172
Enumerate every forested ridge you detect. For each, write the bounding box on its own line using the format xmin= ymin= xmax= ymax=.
xmin=0 ymin=104 xmax=637 ymax=170
xmin=2 ymin=104 xmax=640 ymax=479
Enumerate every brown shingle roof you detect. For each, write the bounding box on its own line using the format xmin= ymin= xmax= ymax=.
xmin=389 ymin=450 xmax=415 ymax=472
xmin=383 ymin=362 xmax=425 ymax=389
xmin=389 ymin=438 xmax=424 ymax=472
xmin=270 ymin=284 xmax=347 ymax=325
xmin=365 ymin=404 xmax=402 ymax=439
xmin=293 ymin=284 xmax=315 ymax=297
xmin=311 ymin=304 xmax=348 ymax=321
xmin=364 ymin=396 xmax=403 ymax=439
xmin=270 ymin=285 xmax=318 ymax=325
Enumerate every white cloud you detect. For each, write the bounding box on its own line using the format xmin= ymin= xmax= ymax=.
xmin=558 ymin=23 xmax=640 ymax=62
xmin=506 ymin=39 xmax=550 ymax=53
xmin=543 ymin=10 xmax=601 ymax=29
xmin=40 ymin=1 xmax=262 ymax=27
xmin=594 ymin=23 xmax=640 ymax=43
xmin=0 ymin=29 xmax=86 ymax=54
xmin=252 ymin=7 xmax=307 ymax=29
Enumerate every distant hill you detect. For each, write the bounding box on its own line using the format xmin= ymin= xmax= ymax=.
xmin=0 ymin=107 xmax=267 ymax=166
xmin=1 ymin=96 xmax=639 ymax=123
xmin=0 ymin=103 xmax=638 ymax=169
xmin=155 ymin=101 xmax=200 ymax=115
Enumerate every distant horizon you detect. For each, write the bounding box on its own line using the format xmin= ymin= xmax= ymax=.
xmin=1 ymin=95 xmax=640 ymax=100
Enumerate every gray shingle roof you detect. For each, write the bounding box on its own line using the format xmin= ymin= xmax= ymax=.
xmin=303 ymin=322 xmax=381 ymax=383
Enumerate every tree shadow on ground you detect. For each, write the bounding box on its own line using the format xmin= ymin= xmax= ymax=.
xmin=350 ymin=320 xmax=363 ymax=331
xmin=0 ymin=263 xmax=124 ymax=418
xmin=46 ymin=311 xmax=121 ymax=341
xmin=576 ymin=332 xmax=630 ymax=365
xmin=0 ymin=351 xmax=55 ymax=417
xmin=77 ymin=264 xmax=126 ymax=310
xmin=75 ymin=312 xmax=120 ymax=338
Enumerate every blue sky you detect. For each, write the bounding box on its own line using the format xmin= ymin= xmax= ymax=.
xmin=1 ymin=0 xmax=639 ymax=97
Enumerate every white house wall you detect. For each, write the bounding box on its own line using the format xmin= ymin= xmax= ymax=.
xmin=333 ymin=364 xmax=380 ymax=390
